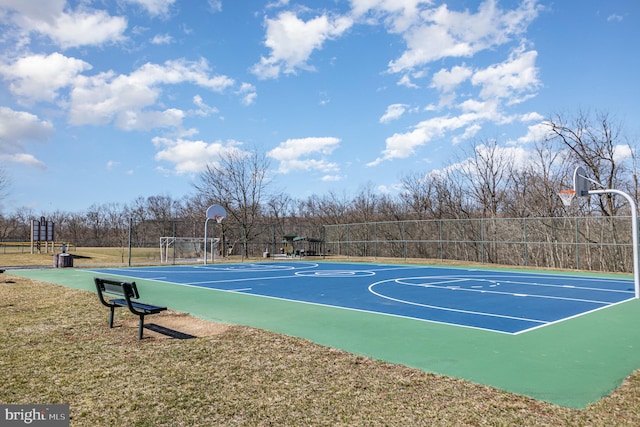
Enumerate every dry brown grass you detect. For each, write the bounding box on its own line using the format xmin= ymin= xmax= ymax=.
xmin=1 ymin=271 xmax=640 ymax=426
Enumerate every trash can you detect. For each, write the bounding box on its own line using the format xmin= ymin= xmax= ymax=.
xmin=59 ymin=254 xmax=73 ymax=267
xmin=57 ymin=253 xmax=73 ymax=268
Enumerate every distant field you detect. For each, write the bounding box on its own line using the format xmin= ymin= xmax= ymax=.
xmin=0 ymin=246 xmax=162 ymax=267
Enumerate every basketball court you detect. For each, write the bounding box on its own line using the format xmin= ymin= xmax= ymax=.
xmin=88 ymin=261 xmax=634 ymax=334
xmin=12 ymin=261 xmax=640 ymax=409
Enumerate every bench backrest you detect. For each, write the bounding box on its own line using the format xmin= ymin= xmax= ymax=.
xmin=95 ymin=277 xmax=139 ymax=300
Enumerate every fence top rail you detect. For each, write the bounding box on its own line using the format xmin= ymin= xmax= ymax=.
xmin=323 ymin=215 xmax=634 ymax=228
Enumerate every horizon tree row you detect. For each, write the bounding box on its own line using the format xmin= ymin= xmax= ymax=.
xmin=0 ymin=110 xmax=637 ymax=255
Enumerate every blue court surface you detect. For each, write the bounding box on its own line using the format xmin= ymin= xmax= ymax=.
xmin=89 ymin=261 xmax=635 ymax=334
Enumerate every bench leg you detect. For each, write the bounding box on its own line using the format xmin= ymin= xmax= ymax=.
xmin=109 ymin=307 xmax=115 ymax=328
xmin=138 ymin=315 xmax=145 ymax=340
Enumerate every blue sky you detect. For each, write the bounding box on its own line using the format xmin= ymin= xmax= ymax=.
xmin=0 ymin=0 xmax=638 ymax=213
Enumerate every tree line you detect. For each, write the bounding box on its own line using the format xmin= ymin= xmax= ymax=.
xmin=0 ymin=110 xmax=638 ymax=263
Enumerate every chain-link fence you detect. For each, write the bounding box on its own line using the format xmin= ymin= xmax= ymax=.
xmin=324 ymin=216 xmax=635 ymax=273
xmin=13 ymin=214 xmax=631 ymax=273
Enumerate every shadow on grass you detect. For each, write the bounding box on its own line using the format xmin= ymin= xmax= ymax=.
xmin=144 ymin=323 xmax=197 ymax=340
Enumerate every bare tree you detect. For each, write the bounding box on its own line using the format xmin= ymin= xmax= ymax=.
xmin=458 ymin=138 xmax=514 ymax=217
xmin=544 ymin=110 xmax=633 ymax=216
xmin=399 ymin=172 xmax=437 ymax=219
xmin=300 ymin=191 xmax=351 ymax=225
xmin=505 ymin=139 xmax=567 ymax=218
xmin=194 ymin=147 xmax=271 ymax=256
xmin=350 ymin=183 xmax=381 ymax=223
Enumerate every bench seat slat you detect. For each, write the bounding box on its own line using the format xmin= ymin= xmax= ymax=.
xmin=109 ymin=298 xmax=166 ymax=314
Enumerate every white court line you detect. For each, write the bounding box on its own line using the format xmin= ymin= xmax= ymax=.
xmin=392 ymin=279 xmax=616 ymax=305
xmin=368 ymin=282 xmax=548 ymax=324
xmin=185 ymin=274 xmax=301 ymax=286
xmin=466 ymin=277 xmax=634 ymax=295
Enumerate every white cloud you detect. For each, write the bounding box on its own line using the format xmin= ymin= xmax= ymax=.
xmin=252 ymin=11 xmax=353 ymax=79
xmin=0 ymin=0 xmax=65 ymax=23
xmin=607 ymin=14 xmax=623 ymax=23
xmin=237 ymin=82 xmax=257 ymax=106
xmin=350 ymin=0 xmax=429 ymax=32
xmin=153 ymin=137 xmax=245 ymax=174
xmin=0 ymin=107 xmax=52 ymax=169
xmin=192 ymin=95 xmax=219 ymax=117
xmin=471 ymin=47 xmax=540 ymax=104
xmin=0 ymin=107 xmax=54 ymax=150
xmin=397 ymin=74 xmax=419 ymax=88
xmin=0 ymin=153 xmax=46 ymax=169
xmin=0 ymin=1 xmax=128 ymax=48
xmin=1 ymin=53 xmax=242 ymax=132
xmin=267 ymin=136 xmax=340 ymax=173
xmin=387 ymin=0 xmax=540 ymax=73
xmin=367 ymin=127 xmax=428 ymax=166
xmin=41 ymin=10 xmax=127 ymax=48
xmin=380 ymin=103 xmax=408 ymax=123
xmin=613 ymin=144 xmax=633 ymax=164
xmin=321 ymin=174 xmax=343 ymax=182
xmin=453 ymin=124 xmax=482 ymax=144
xmin=150 ymin=33 xmax=173 ymax=44
xmin=68 ymin=59 xmax=234 ymax=129
xmin=106 ymin=160 xmax=120 ymax=170
xmin=115 ymin=108 xmax=185 ymax=131
xmin=267 ymin=0 xmax=290 ymax=9
xmin=431 ymin=65 xmax=473 ymax=92
xmin=0 ymin=52 xmax=91 ymax=103
xmin=451 ymin=143 xmax=533 ymax=176
xmin=207 ymin=0 xmax=223 ymax=13
xmin=368 ymin=111 xmax=497 ymax=166
xmin=519 ymin=111 xmax=544 ymax=122
xmin=124 ymin=0 xmax=176 ymax=16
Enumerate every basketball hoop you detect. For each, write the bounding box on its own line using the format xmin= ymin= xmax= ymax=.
xmin=558 ymin=189 xmax=576 ymax=207
xmin=204 ymin=205 xmax=226 ymax=265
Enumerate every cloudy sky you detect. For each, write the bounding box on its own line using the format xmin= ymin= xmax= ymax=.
xmin=0 ymin=0 xmax=638 ymax=212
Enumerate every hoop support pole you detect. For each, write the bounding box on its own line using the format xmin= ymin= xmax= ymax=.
xmin=589 ymin=188 xmax=640 ymax=298
xmin=204 ymin=218 xmax=210 ymax=265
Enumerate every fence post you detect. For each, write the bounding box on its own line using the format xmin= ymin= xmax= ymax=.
xmin=347 ymin=224 xmax=350 ymax=258
xmin=374 ymin=222 xmax=377 ymax=259
xmin=575 ymin=216 xmax=579 ymax=270
xmin=439 ymin=219 xmax=443 ymax=261
xmin=523 ymin=217 xmax=528 ymax=267
xmin=128 ymin=218 xmax=132 ymax=267
xmin=402 ymin=221 xmax=407 ymax=260
xmin=271 ymin=224 xmax=275 ymax=257
xmin=481 ymin=218 xmax=485 ymax=264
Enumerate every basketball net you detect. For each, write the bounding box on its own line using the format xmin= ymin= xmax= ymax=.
xmin=558 ymin=189 xmax=575 ymax=207
xmin=215 ymin=215 xmax=224 ymax=224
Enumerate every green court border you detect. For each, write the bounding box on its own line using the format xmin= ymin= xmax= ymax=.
xmin=11 ymin=263 xmax=640 ymax=409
